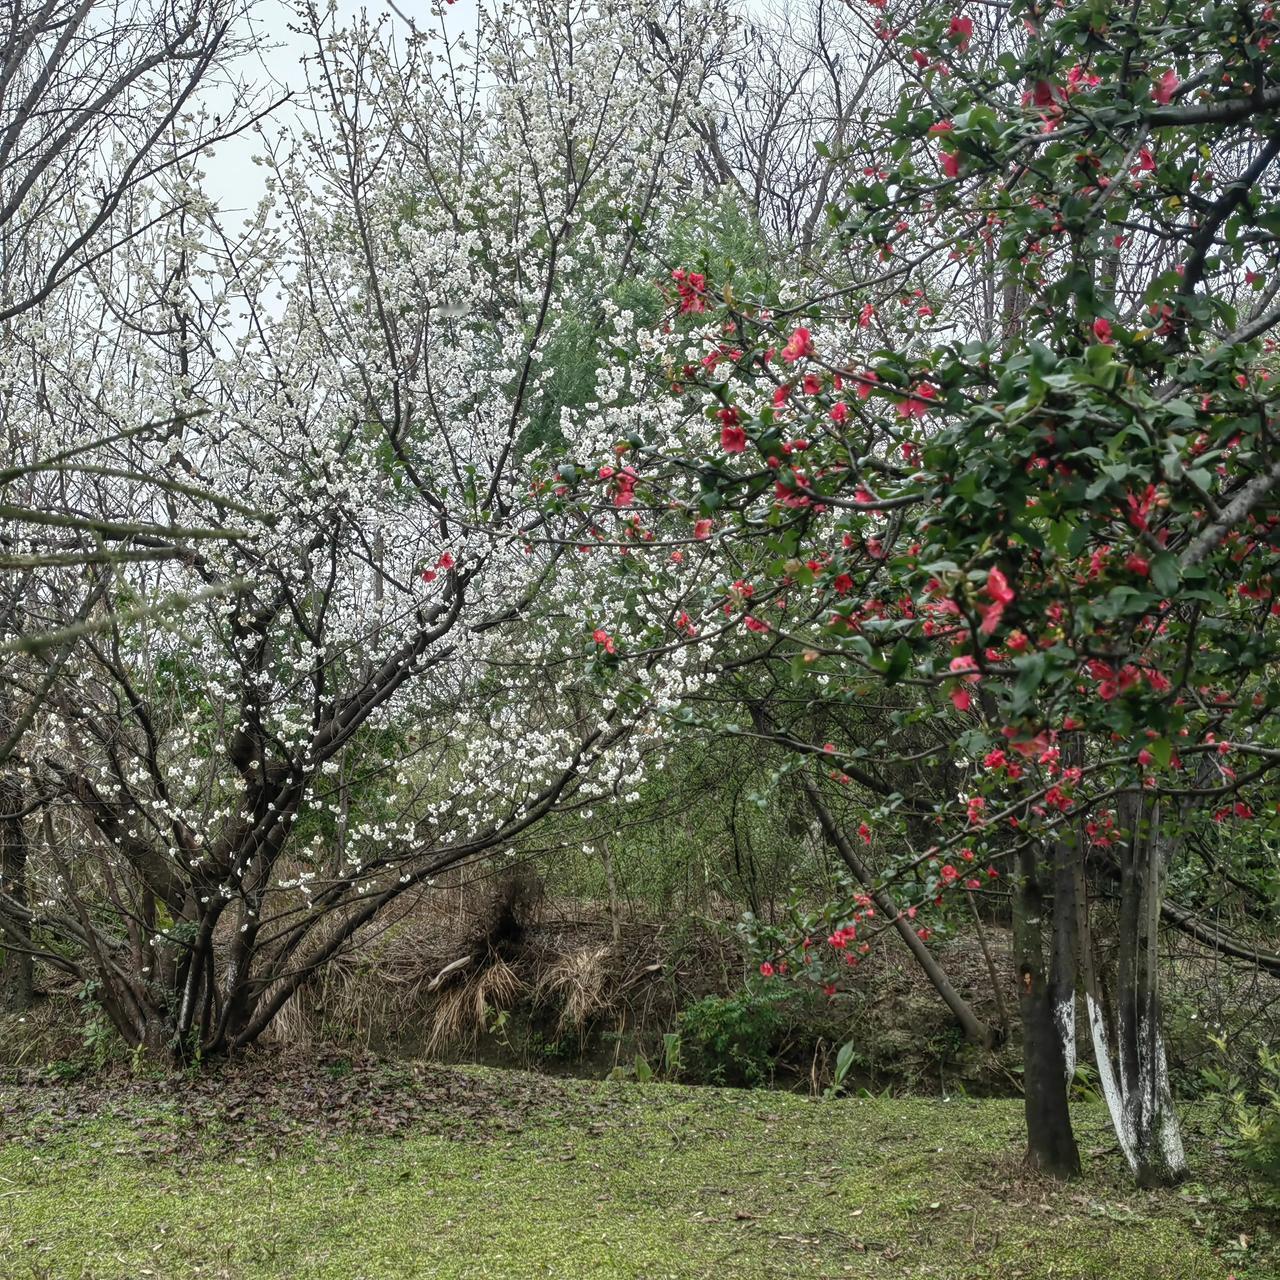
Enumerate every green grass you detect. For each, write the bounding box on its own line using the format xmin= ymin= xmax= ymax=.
xmin=0 ymin=1069 xmax=1264 ymax=1279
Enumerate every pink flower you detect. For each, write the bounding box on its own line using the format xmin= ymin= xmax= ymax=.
xmin=694 ymin=518 xmax=713 ymax=540
xmin=612 ymin=467 xmax=638 ymax=508
xmin=592 ymin=628 xmax=615 ymax=654
xmin=940 ymin=149 xmax=961 ymax=179
xmin=1152 ymin=69 xmax=1178 ymax=105
xmin=1092 ymin=316 xmax=1114 ymax=344
xmin=759 ymin=961 xmax=775 ymax=977
xmin=858 ymin=302 xmax=875 ymax=327
xmin=781 ymin=327 xmax=814 ymax=363
xmin=987 ymin=565 xmax=1014 ymax=605
xmin=978 ymin=566 xmax=1015 ymax=636
xmin=899 ymin=383 xmax=936 ymax=418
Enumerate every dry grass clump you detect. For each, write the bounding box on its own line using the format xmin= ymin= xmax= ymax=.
xmin=534 ymin=944 xmax=614 ymax=1036
xmin=424 ymin=955 xmax=524 ymax=1056
xmin=262 ymin=865 xmax=546 ymax=1054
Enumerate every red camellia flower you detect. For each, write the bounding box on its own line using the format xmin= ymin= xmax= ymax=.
xmin=720 ymin=424 xmax=748 ymax=453
xmin=899 ymin=383 xmax=936 ymax=418
xmin=978 ymin=565 xmax=1016 ymax=636
xmin=947 ymin=14 xmax=973 ymax=48
xmin=781 ymin=326 xmax=814 ymax=363
xmin=1152 ymin=68 xmax=1178 ymax=104
xmin=1092 ymin=316 xmax=1114 ymax=344
xmin=592 ymin=628 xmax=615 ymax=654
xmin=612 ymin=467 xmax=638 ymax=508
xmin=759 ymin=961 xmax=775 ymax=977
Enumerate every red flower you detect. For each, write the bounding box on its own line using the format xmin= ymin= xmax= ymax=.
xmin=1152 ymin=69 xmax=1178 ymax=105
xmin=940 ymin=149 xmax=961 ymax=178
xmin=947 ymin=14 xmax=973 ymax=48
xmin=978 ymin=566 xmax=1015 ymax=636
xmin=694 ymin=518 xmax=713 ymax=539
xmin=1092 ymin=316 xmax=1114 ymax=344
xmin=1132 ymin=147 xmax=1156 ymax=174
xmin=720 ymin=424 xmax=748 ymax=453
xmin=592 ymin=628 xmax=615 ymax=654
xmin=899 ymin=383 xmax=936 ymax=418
xmin=612 ymin=467 xmax=638 ymax=508
xmin=781 ymin=327 xmax=814 ymax=363
xmin=759 ymin=961 xmax=775 ymax=977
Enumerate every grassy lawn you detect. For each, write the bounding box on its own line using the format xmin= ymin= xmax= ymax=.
xmin=0 ymin=1063 xmax=1267 ymax=1279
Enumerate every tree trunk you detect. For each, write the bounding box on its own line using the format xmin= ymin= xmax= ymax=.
xmin=1115 ymin=799 xmax=1187 ymax=1186
xmin=0 ymin=777 xmax=33 ymax=1015
xmin=1051 ymin=836 xmax=1079 ymax=1087
xmin=804 ymin=779 xmax=997 ymax=1049
xmin=601 ymin=840 xmax=623 ymax=948
xmin=1078 ymin=799 xmax=1187 ymax=1186
xmin=1013 ymin=841 xmax=1081 ymax=1178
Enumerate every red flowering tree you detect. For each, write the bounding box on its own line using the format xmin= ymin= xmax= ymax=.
xmin=545 ymin=0 xmax=1280 ymax=1184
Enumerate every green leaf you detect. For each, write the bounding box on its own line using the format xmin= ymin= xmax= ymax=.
xmin=1151 ymin=553 xmax=1180 ymax=596
xmin=884 ymin=638 xmax=912 ymax=686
